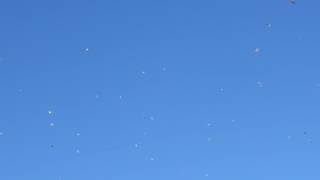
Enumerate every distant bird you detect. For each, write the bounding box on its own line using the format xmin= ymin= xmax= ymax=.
xmin=266 ymin=23 xmax=272 ymax=28
xmin=289 ymin=0 xmax=296 ymax=5
xmin=48 ymin=110 xmax=53 ymax=115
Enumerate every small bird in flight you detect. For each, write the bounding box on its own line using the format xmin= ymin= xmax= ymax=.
xmin=289 ymin=0 xmax=296 ymax=5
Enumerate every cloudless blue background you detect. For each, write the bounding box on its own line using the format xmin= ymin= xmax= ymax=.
xmin=1 ymin=0 xmax=320 ymax=179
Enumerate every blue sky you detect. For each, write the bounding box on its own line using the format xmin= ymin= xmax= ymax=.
xmin=1 ymin=0 xmax=320 ymax=179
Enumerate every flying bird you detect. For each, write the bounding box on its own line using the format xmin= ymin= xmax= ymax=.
xmin=289 ymin=0 xmax=296 ymax=5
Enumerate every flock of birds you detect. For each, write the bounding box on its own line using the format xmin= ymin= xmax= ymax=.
xmin=42 ymin=0 xmax=308 ymax=159
xmin=1 ymin=0 xmax=318 ymax=179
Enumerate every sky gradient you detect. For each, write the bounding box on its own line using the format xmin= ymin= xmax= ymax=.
xmin=1 ymin=0 xmax=320 ymax=179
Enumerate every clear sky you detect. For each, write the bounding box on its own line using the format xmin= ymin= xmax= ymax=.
xmin=1 ymin=0 xmax=320 ymax=179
